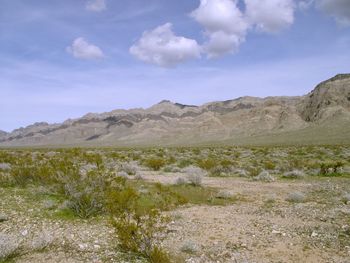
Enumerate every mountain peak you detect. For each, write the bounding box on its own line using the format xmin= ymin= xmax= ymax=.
xmin=158 ymin=100 xmax=173 ymax=105
xmin=320 ymin=73 xmax=350 ymax=86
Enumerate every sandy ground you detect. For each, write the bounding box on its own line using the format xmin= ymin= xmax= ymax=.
xmin=1 ymin=173 xmax=350 ymax=263
xmin=143 ymin=172 xmax=350 ymax=263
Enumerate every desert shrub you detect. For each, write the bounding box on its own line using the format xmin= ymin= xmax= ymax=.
xmin=184 ymin=166 xmax=206 ymax=186
xmin=120 ymin=162 xmax=139 ymax=175
xmin=264 ymin=160 xmax=276 ymax=170
xmin=246 ymin=166 xmax=261 ymax=177
xmin=148 ymin=246 xmax=171 ymax=263
xmin=175 ymin=177 xmax=187 ymax=185
xmin=144 ymin=158 xmax=166 ymax=171
xmin=180 ymin=241 xmax=198 ymax=254
xmin=79 ymin=163 xmax=98 ymax=176
xmin=162 ymin=164 xmax=181 ymax=173
xmin=319 ymin=161 xmax=345 ymax=177
xmin=197 ymin=158 xmax=218 ymax=171
xmin=107 ymin=187 xmax=171 ymax=263
xmin=135 ymin=173 xmax=144 ymax=180
xmin=177 ymin=159 xmax=193 ymax=168
xmin=253 ymin=171 xmax=275 ymax=182
xmin=117 ymin=171 xmax=128 ymax=178
xmin=286 ymin=192 xmax=306 ymax=203
xmin=209 ymin=165 xmax=232 ymax=177
xmin=63 ymin=171 xmax=110 ymax=218
xmin=42 ymin=199 xmax=56 ymax=210
xmin=9 ymin=165 xmax=37 ymax=186
xmin=282 ymin=170 xmax=305 ymax=179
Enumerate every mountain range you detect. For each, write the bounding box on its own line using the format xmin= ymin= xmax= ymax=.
xmin=1 ymin=74 xmax=349 ymax=147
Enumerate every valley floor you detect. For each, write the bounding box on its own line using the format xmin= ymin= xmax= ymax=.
xmin=1 ymin=174 xmax=350 ymax=263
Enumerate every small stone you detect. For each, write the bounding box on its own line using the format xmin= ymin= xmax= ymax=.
xmin=311 ymin=231 xmax=318 ymax=238
xmin=272 ymin=230 xmax=281 ymax=234
xmin=0 ymin=214 xmax=9 ymax=222
xmin=21 ymin=229 xmax=28 ymax=236
xmin=79 ymin=243 xmax=88 ymax=250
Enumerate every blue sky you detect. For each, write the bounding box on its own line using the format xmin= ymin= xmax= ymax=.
xmin=0 ymin=0 xmax=349 ymax=132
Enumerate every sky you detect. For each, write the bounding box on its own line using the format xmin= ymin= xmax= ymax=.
xmin=0 ymin=0 xmax=349 ymax=132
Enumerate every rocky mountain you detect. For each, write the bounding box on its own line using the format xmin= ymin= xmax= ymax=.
xmin=0 ymin=130 xmax=7 ymax=140
xmin=1 ymin=74 xmax=349 ymax=147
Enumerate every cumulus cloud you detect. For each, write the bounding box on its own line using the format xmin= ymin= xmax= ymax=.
xmin=317 ymin=0 xmax=350 ymax=26
xmin=86 ymin=0 xmax=106 ymax=12
xmin=203 ymin=31 xmax=244 ymax=58
xmin=129 ymin=23 xmax=201 ymax=67
xmin=245 ymin=0 xmax=295 ymax=33
xmin=66 ymin=38 xmax=105 ymax=60
xmin=191 ymin=0 xmax=248 ymax=58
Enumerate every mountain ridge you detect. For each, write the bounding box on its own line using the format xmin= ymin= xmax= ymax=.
xmin=1 ymin=74 xmax=349 ymax=147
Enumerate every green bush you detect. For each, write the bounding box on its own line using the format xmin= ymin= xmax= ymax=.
xmin=319 ymin=161 xmax=345 ymax=177
xmin=197 ymin=158 xmax=218 ymax=171
xmin=107 ymin=186 xmax=170 ymax=262
xmin=144 ymin=158 xmax=166 ymax=171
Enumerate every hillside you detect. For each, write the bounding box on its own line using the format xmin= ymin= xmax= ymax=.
xmin=1 ymin=74 xmax=349 ymax=147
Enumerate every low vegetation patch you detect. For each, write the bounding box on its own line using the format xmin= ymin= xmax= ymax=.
xmin=1 ymin=145 xmax=349 ymax=262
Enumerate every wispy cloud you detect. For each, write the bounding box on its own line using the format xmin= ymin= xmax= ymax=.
xmin=110 ymin=5 xmax=159 ymax=22
xmin=66 ymin=38 xmax=105 ymax=60
xmin=86 ymin=0 xmax=106 ymax=12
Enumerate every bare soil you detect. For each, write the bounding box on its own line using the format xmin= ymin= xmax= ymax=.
xmin=1 ymin=173 xmax=350 ymax=263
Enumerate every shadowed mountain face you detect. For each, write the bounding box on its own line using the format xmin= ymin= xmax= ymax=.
xmin=0 ymin=130 xmax=7 ymax=140
xmin=1 ymin=74 xmax=350 ymax=147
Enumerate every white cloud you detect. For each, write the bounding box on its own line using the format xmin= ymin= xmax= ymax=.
xmin=204 ymin=31 xmax=243 ymax=58
xmin=86 ymin=0 xmax=106 ymax=12
xmin=298 ymin=0 xmax=314 ymax=10
xmin=129 ymin=23 xmax=201 ymax=67
xmin=317 ymin=0 xmax=350 ymax=26
xmin=66 ymin=38 xmax=105 ymax=60
xmin=191 ymin=0 xmax=248 ymax=58
xmin=245 ymin=0 xmax=296 ymax=33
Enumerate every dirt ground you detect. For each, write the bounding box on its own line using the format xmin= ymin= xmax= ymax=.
xmin=144 ymin=172 xmax=350 ymax=263
xmin=1 ymin=173 xmax=350 ymax=263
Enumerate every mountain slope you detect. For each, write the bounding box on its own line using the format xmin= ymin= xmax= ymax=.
xmin=1 ymin=74 xmax=349 ymax=147
xmin=0 ymin=130 xmax=7 ymax=140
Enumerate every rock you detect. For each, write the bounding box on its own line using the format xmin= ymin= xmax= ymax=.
xmin=0 ymin=214 xmax=9 ymax=222
xmin=79 ymin=243 xmax=88 ymax=251
xmin=311 ymin=231 xmax=318 ymax=238
xmin=93 ymin=244 xmax=101 ymax=250
xmin=21 ymin=229 xmax=28 ymax=236
xmin=272 ymin=230 xmax=281 ymax=234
